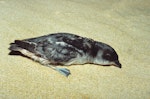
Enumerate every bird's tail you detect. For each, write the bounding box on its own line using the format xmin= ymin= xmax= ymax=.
xmin=9 ymin=40 xmax=36 ymax=52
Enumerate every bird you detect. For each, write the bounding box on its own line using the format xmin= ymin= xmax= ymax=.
xmin=9 ymin=33 xmax=121 ymax=77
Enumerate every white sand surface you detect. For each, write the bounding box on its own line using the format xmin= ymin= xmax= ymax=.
xmin=0 ymin=0 xmax=150 ymax=99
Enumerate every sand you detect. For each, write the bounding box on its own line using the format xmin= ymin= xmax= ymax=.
xmin=0 ymin=0 xmax=150 ymax=99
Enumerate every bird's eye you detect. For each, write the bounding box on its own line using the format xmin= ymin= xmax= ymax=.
xmin=104 ymin=53 xmax=111 ymax=59
xmin=106 ymin=53 xmax=111 ymax=57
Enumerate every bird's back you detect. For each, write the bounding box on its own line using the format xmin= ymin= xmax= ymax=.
xmin=9 ymin=33 xmax=95 ymax=65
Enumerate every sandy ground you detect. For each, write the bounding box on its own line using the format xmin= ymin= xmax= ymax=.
xmin=0 ymin=0 xmax=150 ymax=99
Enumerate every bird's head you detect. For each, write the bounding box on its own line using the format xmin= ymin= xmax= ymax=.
xmin=93 ymin=42 xmax=121 ymax=68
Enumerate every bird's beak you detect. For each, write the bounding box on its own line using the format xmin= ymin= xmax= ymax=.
xmin=113 ymin=60 xmax=122 ymax=68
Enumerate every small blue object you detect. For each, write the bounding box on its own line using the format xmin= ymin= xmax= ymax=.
xmin=56 ymin=68 xmax=71 ymax=77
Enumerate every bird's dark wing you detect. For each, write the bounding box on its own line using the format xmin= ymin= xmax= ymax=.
xmin=36 ymin=40 xmax=79 ymax=64
xmin=10 ymin=39 xmax=79 ymax=65
xmin=23 ymin=33 xmax=96 ymax=61
xmin=9 ymin=33 xmax=96 ymax=64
